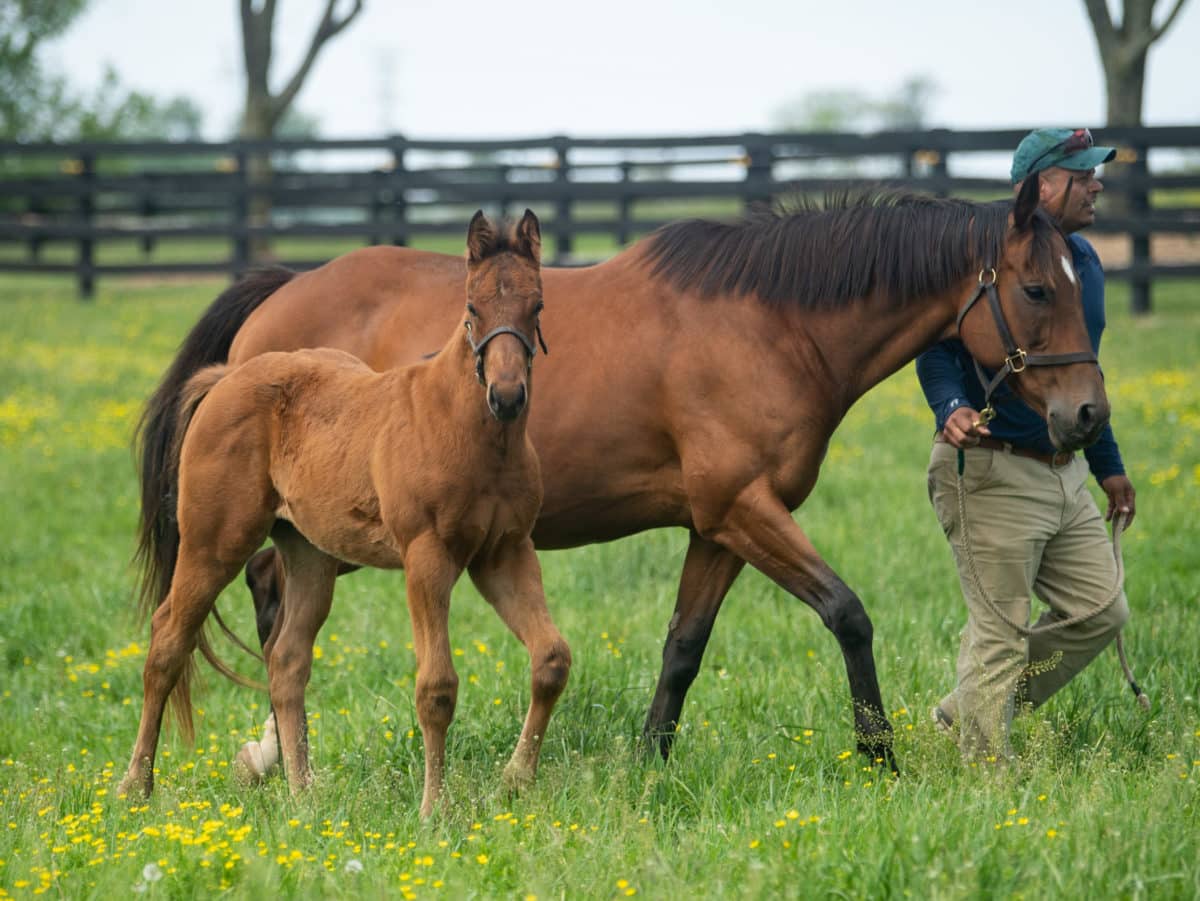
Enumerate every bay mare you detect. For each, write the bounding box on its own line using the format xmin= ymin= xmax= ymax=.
xmin=124 ymin=212 xmax=570 ymax=817
xmin=136 ymin=176 xmax=1108 ymax=773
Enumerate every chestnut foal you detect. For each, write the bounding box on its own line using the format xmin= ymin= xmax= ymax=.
xmin=119 ymin=210 xmax=569 ymax=816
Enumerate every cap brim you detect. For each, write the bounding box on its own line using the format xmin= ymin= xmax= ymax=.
xmin=1057 ymin=146 xmax=1117 ymax=171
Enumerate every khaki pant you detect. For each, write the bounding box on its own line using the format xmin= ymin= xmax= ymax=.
xmin=926 ymin=440 xmax=1128 ymax=759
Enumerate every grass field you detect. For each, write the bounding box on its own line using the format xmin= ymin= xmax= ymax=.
xmin=1 ymin=271 xmax=1197 ymax=899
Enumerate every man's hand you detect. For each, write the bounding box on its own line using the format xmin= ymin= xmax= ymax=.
xmin=941 ymin=406 xmax=991 ymax=449
xmin=1100 ymin=474 xmax=1136 ymax=528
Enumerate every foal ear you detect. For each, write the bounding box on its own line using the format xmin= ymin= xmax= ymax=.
xmin=1014 ymin=172 xmax=1040 ymax=231
xmin=515 ymin=208 xmax=542 ymax=264
xmin=466 ymin=209 xmax=497 ymax=264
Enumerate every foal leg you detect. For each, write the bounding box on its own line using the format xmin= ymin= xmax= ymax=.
xmin=699 ymin=478 xmax=896 ymax=769
xmin=469 ymin=538 xmax=571 ymax=792
xmin=643 ymin=532 xmax=745 ymax=760
xmin=405 ymin=536 xmax=463 ymax=817
xmin=263 ymin=529 xmax=338 ymax=793
xmin=119 ymin=549 xmax=256 ymax=797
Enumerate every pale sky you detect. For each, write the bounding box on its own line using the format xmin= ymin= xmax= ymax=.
xmin=46 ymin=0 xmax=1200 ymax=140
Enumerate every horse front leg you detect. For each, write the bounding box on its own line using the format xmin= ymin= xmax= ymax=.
xmin=698 ymin=477 xmax=896 ymax=771
xmin=404 ymin=536 xmax=462 ymax=818
xmin=642 ymin=532 xmax=745 ymax=760
xmin=469 ymin=538 xmax=571 ymax=793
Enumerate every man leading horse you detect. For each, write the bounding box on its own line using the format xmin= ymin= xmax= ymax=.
xmin=919 ymin=127 xmax=1137 ymax=760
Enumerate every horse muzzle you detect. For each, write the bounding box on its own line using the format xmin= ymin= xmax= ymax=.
xmin=487 ymin=381 xmax=528 ymax=422
xmin=1047 ymin=397 xmax=1110 ymax=451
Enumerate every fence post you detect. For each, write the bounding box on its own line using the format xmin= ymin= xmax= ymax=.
xmin=742 ymin=133 xmax=772 ymax=211
xmin=390 ymin=136 xmax=408 ymax=246
xmin=932 ymin=149 xmax=949 ymax=197
xmin=231 ymin=148 xmax=250 ymax=277
xmin=553 ymin=136 xmax=572 ymax=263
xmin=1128 ymin=142 xmax=1151 ymax=316
xmin=28 ymin=193 xmax=44 ymax=262
xmin=140 ymin=173 xmax=156 ymax=256
xmin=617 ymin=161 xmax=633 ymax=247
xmin=77 ymin=152 xmax=95 ymax=299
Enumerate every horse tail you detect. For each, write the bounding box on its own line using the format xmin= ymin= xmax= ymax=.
xmin=164 ymin=362 xmax=269 ymax=740
xmin=133 ymin=266 xmax=294 ymax=623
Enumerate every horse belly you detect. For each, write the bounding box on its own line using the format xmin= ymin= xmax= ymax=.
xmin=278 ymin=497 xmax=405 ymax=570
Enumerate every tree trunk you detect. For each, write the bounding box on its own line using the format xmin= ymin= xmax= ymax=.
xmin=237 ymin=0 xmax=365 ymax=261
xmin=1081 ymin=0 xmax=1191 ymax=315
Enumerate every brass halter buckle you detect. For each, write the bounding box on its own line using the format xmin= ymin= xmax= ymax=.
xmin=1005 ymin=348 xmax=1028 ymax=373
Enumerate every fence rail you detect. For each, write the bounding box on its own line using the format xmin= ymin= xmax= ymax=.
xmin=2 ymin=126 xmax=1198 ymax=310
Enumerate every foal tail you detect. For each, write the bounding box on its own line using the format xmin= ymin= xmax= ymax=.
xmin=134 ymin=266 xmax=294 ymax=621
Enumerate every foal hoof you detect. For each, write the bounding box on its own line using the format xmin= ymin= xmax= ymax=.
xmin=233 ymin=741 xmax=273 ymax=785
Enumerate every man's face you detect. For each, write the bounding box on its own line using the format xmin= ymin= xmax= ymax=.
xmin=1038 ymin=165 xmax=1103 ymax=233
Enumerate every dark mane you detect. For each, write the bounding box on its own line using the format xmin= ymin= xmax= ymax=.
xmin=639 ymin=190 xmax=1061 ymax=310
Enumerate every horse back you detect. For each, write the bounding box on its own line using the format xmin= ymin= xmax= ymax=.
xmin=228 ymin=246 xmax=466 ymax=370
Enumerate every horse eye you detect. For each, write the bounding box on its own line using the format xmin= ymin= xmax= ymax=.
xmin=534 ymin=301 xmax=544 ymax=315
xmin=466 ymin=303 xmax=479 ymax=317
xmin=1022 ymin=284 xmax=1048 ymax=302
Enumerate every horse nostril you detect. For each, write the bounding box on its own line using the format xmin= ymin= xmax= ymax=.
xmin=1078 ymin=402 xmax=1096 ymax=430
xmin=514 ymin=383 xmax=527 ymax=410
xmin=488 ymin=384 xmax=500 ymax=412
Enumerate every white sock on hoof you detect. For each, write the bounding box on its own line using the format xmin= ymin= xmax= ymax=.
xmin=236 ymin=712 xmax=280 ymax=778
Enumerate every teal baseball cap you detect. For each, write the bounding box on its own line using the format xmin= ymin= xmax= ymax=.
xmin=1010 ymin=128 xmax=1116 ymax=184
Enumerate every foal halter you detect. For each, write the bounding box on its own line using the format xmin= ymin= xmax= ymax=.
xmin=955 ymin=267 xmax=1097 ymax=426
xmin=465 ymin=322 xmax=549 ymax=385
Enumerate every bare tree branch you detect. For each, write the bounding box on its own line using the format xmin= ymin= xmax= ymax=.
xmin=271 ymin=0 xmax=364 ymax=127
xmin=1151 ymin=0 xmax=1189 ymax=42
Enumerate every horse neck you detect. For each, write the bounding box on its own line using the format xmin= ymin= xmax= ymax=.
xmin=800 ymin=282 xmax=967 ymax=410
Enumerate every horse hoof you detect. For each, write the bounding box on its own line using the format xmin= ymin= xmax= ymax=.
xmin=116 ymin=774 xmax=150 ymax=799
xmin=501 ymin=762 xmax=535 ymax=794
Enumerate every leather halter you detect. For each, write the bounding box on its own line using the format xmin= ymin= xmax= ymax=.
xmin=955 ymin=267 xmax=1097 ymax=425
xmin=465 ymin=322 xmax=549 ymax=385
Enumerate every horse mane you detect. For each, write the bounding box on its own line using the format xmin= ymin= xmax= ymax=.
xmin=639 ymin=190 xmax=1061 ymax=310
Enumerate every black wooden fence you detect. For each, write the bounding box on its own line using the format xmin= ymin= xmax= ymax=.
xmin=2 ymin=126 xmax=1198 ymax=311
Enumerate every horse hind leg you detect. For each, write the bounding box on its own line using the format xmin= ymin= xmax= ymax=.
xmin=236 ymin=548 xmax=363 ymax=783
xmin=234 ymin=547 xmax=286 ymax=783
xmin=469 ymin=539 xmax=571 ymax=793
xmin=262 ymin=528 xmax=338 ymax=794
xmin=118 ymin=549 xmax=250 ymax=798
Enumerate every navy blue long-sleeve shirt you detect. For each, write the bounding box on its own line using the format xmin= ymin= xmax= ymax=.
xmin=915 ymin=233 xmax=1125 ymax=482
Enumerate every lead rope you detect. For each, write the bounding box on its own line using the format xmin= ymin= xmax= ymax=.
xmin=955 ymin=448 xmax=1149 ymax=708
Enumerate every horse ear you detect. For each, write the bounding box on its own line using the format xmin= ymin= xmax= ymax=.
xmin=516 ymin=208 xmax=541 ymax=264
xmin=466 ymin=209 xmax=497 ymax=264
xmin=1014 ymin=172 xmax=1040 ymax=231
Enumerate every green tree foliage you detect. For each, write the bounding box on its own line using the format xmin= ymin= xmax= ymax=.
xmin=771 ymin=76 xmax=939 ymax=133
xmin=0 ymin=0 xmax=88 ymax=138
xmin=0 ymin=0 xmax=204 ymax=142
